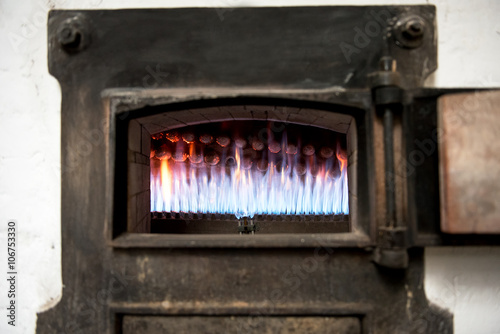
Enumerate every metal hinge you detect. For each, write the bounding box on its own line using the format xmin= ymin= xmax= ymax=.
xmin=370 ymin=57 xmax=409 ymax=269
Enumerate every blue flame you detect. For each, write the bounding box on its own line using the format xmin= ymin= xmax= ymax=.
xmin=150 ymin=145 xmax=349 ymax=217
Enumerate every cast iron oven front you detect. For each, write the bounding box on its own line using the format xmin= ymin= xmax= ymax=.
xmin=35 ymin=6 xmax=484 ymax=333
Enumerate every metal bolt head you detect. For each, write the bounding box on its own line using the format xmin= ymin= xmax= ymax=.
xmin=404 ymin=20 xmax=424 ymax=39
xmin=394 ymin=15 xmax=426 ymax=49
xmin=55 ymin=15 xmax=90 ymax=52
xmin=57 ymin=26 xmax=79 ymax=47
xmin=409 ymin=21 xmax=423 ymax=33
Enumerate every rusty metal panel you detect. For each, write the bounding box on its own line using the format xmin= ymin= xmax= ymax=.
xmin=122 ymin=315 xmax=361 ymax=334
xmin=439 ymin=90 xmax=500 ymax=233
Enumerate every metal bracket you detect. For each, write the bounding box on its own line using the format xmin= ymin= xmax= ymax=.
xmin=237 ymin=217 xmax=258 ymax=234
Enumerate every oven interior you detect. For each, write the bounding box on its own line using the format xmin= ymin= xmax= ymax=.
xmin=124 ymin=102 xmax=358 ymax=235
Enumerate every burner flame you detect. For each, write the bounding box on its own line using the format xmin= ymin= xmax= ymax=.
xmin=151 ymin=131 xmax=349 ymax=218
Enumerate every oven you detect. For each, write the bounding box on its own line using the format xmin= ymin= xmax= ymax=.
xmin=37 ymin=6 xmax=500 ymax=333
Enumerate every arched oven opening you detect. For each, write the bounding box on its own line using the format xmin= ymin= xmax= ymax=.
xmin=122 ymin=100 xmax=358 ymax=235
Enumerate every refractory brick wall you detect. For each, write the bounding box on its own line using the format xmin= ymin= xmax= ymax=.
xmin=127 ymin=120 xmax=151 ymax=233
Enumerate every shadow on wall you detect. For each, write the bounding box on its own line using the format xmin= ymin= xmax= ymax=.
xmin=425 ymin=247 xmax=500 ymax=334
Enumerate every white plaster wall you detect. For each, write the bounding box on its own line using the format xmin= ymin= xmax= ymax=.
xmin=0 ymin=0 xmax=499 ymax=333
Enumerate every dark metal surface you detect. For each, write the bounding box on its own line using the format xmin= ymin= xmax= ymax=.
xmin=36 ymin=6 xmax=462 ymax=334
xmin=122 ymin=315 xmax=361 ymax=333
xmin=151 ymin=216 xmax=350 ymax=234
xmin=47 ymin=6 xmax=437 ymax=90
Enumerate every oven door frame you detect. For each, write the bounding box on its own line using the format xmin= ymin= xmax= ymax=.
xmin=106 ymin=88 xmax=374 ymax=248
